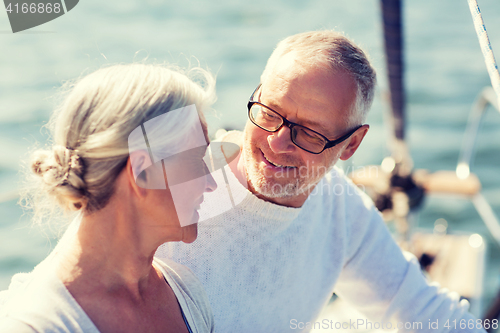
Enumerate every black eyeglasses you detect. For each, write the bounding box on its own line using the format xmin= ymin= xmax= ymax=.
xmin=247 ymin=84 xmax=362 ymax=154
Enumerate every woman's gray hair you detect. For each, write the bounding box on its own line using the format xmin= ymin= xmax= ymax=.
xmin=22 ymin=63 xmax=216 ymax=224
xmin=260 ymin=30 xmax=376 ymax=127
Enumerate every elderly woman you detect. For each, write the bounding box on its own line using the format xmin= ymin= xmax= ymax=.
xmin=0 ymin=64 xmax=217 ymax=333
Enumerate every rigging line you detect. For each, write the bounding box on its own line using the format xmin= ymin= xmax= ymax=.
xmin=467 ymin=0 xmax=500 ymax=107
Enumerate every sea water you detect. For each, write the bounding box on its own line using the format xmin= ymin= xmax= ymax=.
xmin=1 ymin=0 xmax=499 ymax=314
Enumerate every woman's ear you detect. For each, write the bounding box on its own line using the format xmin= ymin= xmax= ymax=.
xmin=127 ymin=150 xmax=152 ymax=197
xmin=129 ymin=150 xmax=152 ymax=182
xmin=128 ymin=150 xmax=169 ymax=191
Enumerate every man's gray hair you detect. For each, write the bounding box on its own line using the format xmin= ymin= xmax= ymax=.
xmin=260 ymin=30 xmax=376 ymax=126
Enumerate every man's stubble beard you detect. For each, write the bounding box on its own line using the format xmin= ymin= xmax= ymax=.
xmin=242 ymin=138 xmax=341 ymax=200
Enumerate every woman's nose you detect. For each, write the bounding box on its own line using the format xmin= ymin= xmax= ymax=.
xmin=205 ymin=171 xmax=217 ymax=192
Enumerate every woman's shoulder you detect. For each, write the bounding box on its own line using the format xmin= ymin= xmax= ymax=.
xmin=153 ymin=257 xmax=207 ymax=302
xmin=153 ymin=257 xmax=214 ymax=333
xmin=0 ymin=261 xmax=99 ymax=333
xmin=0 ymin=316 xmax=37 ymax=333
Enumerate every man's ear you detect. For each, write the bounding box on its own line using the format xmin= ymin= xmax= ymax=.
xmin=339 ymin=124 xmax=369 ymax=161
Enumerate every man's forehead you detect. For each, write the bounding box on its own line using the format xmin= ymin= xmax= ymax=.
xmin=263 ymin=94 xmax=333 ymax=135
xmin=260 ymin=61 xmax=356 ymax=137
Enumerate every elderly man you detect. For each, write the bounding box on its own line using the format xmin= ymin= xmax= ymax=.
xmin=158 ymin=31 xmax=484 ymax=332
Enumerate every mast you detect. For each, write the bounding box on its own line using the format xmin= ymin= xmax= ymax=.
xmin=381 ymin=0 xmax=405 ymax=142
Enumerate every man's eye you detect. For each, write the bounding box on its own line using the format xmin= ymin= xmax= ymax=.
xmin=300 ymin=129 xmax=322 ymax=143
xmin=262 ymin=109 xmax=278 ymax=120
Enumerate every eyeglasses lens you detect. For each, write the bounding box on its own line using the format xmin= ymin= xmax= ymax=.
xmin=250 ymin=104 xmax=281 ymax=130
xmin=292 ymin=127 xmax=326 ymax=153
xmin=249 ymin=104 xmax=326 ymax=153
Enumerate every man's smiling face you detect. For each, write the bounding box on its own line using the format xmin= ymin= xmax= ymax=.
xmin=241 ymin=51 xmax=360 ymax=207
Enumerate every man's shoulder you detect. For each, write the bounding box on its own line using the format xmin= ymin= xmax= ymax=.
xmin=316 ymin=165 xmax=375 ymax=211
xmin=320 ymin=165 xmax=358 ymax=193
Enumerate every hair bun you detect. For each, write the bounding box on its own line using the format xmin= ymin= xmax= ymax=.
xmin=31 ymin=146 xmax=87 ymax=210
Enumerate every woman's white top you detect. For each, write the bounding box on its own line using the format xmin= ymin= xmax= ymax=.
xmin=0 ymin=255 xmax=214 ymax=333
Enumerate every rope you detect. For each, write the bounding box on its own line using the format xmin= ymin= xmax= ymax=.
xmin=467 ymin=0 xmax=500 ymax=107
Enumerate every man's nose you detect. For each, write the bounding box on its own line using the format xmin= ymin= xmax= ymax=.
xmin=267 ymin=126 xmax=295 ymax=154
